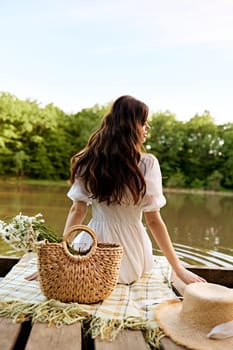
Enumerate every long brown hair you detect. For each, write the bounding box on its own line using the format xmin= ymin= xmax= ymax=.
xmin=70 ymin=95 xmax=149 ymax=204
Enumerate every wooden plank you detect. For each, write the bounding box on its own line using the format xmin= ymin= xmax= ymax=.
xmin=0 ymin=254 xmax=36 ymax=278
xmin=0 ymin=256 xmax=20 ymax=276
xmin=171 ymin=266 xmax=233 ymax=297
xmin=160 ymin=337 xmax=187 ymax=350
xmin=187 ymin=266 xmax=233 ymax=287
xmin=0 ymin=317 xmax=22 ymax=350
xmin=25 ymin=322 xmax=82 ymax=350
xmin=95 ymin=330 xmax=149 ymax=350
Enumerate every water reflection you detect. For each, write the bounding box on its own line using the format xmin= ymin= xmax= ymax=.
xmin=162 ymin=192 xmax=233 ymax=254
xmin=0 ymin=182 xmax=71 ymax=233
xmin=0 ymin=182 xmax=233 ymax=267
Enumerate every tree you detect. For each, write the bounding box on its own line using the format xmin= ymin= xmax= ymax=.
xmin=67 ymin=103 xmax=109 ymax=155
xmin=0 ymin=91 xmax=232 ymax=190
xmin=217 ymin=123 xmax=233 ymax=189
xmin=147 ymin=111 xmax=186 ymax=186
xmin=180 ymin=111 xmax=220 ymax=188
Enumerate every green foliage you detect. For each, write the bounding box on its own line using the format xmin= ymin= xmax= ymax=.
xmin=0 ymin=92 xmax=106 ymax=180
xmin=181 ymin=111 xmax=219 ymax=186
xmin=147 ymin=111 xmax=185 ymax=178
xmin=0 ymin=91 xmax=232 ymax=190
xmin=217 ymin=123 xmax=233 ymax=189
xmin=190 ymin=178 xmax=205 ymax=189
xmin=13 ymin=150 xmax=30 ymax=176
xmin=67 ymin=104 xmax=108 ymax=154
xmin=206 ymin=170 xmax=223 ymax=191
xmin=148 ymin=109 xmax=233 ymax=190
xmin=166 ymin=170 xmax=186 ymax=189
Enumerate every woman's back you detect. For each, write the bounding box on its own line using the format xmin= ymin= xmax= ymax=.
xmin=68 ymin=153 xmax=166 ymax=284
xmin=63 ymin=96 xmax=206 ymax=286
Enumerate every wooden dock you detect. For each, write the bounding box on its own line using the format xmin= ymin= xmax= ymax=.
xmin=0 ymin=317 xmax=186 ymax=350
xmin=171 ymin=265 xmax=233 ymax=297
xmin=0 ymin=256 xmax=186 ymax=350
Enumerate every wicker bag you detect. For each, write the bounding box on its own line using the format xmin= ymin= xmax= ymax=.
xmin=38 ymin=225 xmax=123 ymax=304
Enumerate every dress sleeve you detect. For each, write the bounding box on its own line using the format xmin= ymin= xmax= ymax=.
xmin=67 ymin=176 xmax=92 ymax=205
xmin=141 ymin=154 xmax=166 ymax=212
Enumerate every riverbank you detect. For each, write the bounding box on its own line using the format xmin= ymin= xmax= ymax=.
xmin=164 ymin=187 xmax=233 ymax=197
xmin=1 ymin=177 xmax=233 ymax=196
xmin=0 ymin=177 xmax=70 ymax=188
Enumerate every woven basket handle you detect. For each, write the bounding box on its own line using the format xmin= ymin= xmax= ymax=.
xmin=63 ymin=224 xmax=98 ymax=247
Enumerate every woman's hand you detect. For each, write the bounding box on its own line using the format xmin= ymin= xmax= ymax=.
xmin=175 ymin=265 xmax=206 ymax=284
xmin=144 ymin=211 xmax=206 ymax=285
xmin=25 ymin=271 xmax=38 ymax=281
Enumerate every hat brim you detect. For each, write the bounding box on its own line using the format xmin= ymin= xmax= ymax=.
xmin=155 ymin=299 xmax=233 ymax=350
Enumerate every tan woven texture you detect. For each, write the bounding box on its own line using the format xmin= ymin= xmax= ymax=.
xmin=38 ymin=225 xmax=123 ymax=304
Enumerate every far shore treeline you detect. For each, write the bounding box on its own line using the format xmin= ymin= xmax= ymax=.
xmin=0 ymin=92 xmax=233 ymax=191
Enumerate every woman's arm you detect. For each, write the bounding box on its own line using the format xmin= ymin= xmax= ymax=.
xmin=144 ymin=210 xmax=206 ymax=284
xmin=26 ymin=200 xmax=87 ymax=281
xmin=63 ymin=200 xmax=87 ymax=239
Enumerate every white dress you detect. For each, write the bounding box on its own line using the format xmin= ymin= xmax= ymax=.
xmin=67 ymin=153 xmax=166 ymax=284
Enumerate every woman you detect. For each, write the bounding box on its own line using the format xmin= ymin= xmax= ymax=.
xmin=63 ymin=95 xmax=205 ymax=285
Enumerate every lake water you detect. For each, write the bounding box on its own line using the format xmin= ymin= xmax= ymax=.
xmin=0 ymin=182 xmax=233 ymax=267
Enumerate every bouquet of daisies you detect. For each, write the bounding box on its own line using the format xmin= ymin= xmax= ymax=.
xmin=0 ymin=213 xmax=61 ymax=253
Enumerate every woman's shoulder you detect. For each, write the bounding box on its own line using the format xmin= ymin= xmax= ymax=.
xmin=140 ymin=153 xmax=159 ymax=169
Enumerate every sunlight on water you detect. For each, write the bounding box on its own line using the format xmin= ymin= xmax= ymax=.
xmin=154 ymin=244 xmax=233 ymax=267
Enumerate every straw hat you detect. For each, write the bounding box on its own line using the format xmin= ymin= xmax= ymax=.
xmin=155 ymin=282 xmax=233 ymax=350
